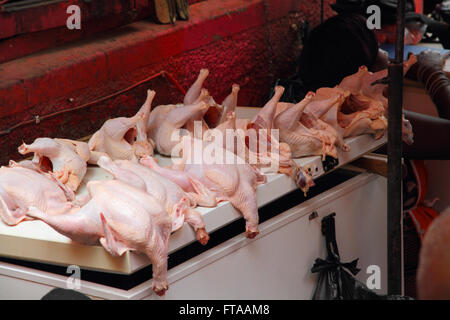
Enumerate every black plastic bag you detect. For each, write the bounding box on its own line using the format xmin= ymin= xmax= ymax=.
xmin=311 ymin=213 xmax=413 ymax=300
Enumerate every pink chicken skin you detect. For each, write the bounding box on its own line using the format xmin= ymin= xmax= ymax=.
xmin=18 ymin=137 xmax=88 ymax=195
xmin=0 ymin=166 xmax=73 ymax=226
xmin=337 ymin=54 xmax=417 ymax=144
xmin=88 ymin=90 xmax=155 ymax=162
xmin=273 ymin=91 xmax=340 ymax=159
xmin=183 ymin=81 xmax=315 ymax=195
xmin=146 ymin=101 xmax=208 ymax=156
xmin=183 ymin=68 xmax=241 ymax=130
xmin=140 ymin=136 xmax=266 ymax=239
xmin=97 ymin=156 xmax=209 ymax=245
xmin=26 ymin=179 xmax=172 ymax=296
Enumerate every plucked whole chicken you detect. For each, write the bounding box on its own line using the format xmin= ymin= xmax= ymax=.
xmin=336 ymin=53 xmax=417 ymax=144
xmin=26 ymin=178 xmax=172 ymax=296
xmin=0 ymin=165 xmax=73 ymax=226
xmin=96 ymin=156 xmax=210 ymax=245
xmin=18 ymin=137 xmax=89 ymax=195
xmin=88 ymin=90 xmax=156 ymax=162
xmin=146 ymin=100 xmax=208 ymax=156
xmin=140 ymin=136 xmax=266 ymax=239
xmin=273 ymin=91 xmax=340 ymax=159
xmin=182 ymin=73 xmax=312 ymax=191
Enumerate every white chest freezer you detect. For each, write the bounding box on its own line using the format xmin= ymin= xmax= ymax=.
xmin=0 ymin=107 xmax=389 ymax=300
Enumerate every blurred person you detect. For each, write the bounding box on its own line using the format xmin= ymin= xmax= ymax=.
xmin=417 ymin=211 xmax=450 ymax=299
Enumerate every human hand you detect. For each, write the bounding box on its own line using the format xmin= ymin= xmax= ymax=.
xmin=406 ymin=50 xmax=450 ymax=81
xmin=416 ymin=50 xmax=449 ymax=71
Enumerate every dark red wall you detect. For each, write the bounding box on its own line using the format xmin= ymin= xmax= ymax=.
xmin=0 ymin=0 xmax=336 ymax=165
xmin=0 ymin=0 xmax=209 ymax=65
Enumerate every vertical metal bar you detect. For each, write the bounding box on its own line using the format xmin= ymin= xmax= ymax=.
xmin=387 ymin=0 xmax=406 ymax=295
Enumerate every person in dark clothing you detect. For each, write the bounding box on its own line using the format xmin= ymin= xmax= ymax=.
xmin=296 ymin=13 xmax=450 ymax=160
xmin=298 ymin=14 xmax=381 ymax=92
xmin=417 ymin=211 xmax=450 ymax=299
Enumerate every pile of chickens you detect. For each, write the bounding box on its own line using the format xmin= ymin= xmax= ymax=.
xmin=0 ymin=56 xmax=416 ymax=296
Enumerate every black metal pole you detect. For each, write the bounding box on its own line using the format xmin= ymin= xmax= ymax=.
xmin=387 ymin=0 xmax=406 ymax=295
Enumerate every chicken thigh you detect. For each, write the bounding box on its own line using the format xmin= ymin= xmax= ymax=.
xmin=218 ymin=84 xmax=240 ymax=126
xmin=26 ymin=179 xmax=172 ymax=296
xmin=183 ymin=89 xmax=215 ymax=138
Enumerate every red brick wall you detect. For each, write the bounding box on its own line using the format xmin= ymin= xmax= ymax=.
xmin=0 ymin=0 xmax=337 ymax=164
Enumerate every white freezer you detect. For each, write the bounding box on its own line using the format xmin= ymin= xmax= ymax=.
xmin=0 ymin=107 xmax=388 ymax=299
xmin=0 ymin=171 xmax=388 ymax=299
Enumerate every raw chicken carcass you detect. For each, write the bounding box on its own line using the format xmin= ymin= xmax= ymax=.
xmin=140 ymin=136 xmax=266 ymax=239
xmin=301 ymin=87 xmax=350 ymax=149
xmin=320 ymin=92 xmax=388 ymax=141
xmin=204 ymin=110 xmax=314 ymax=195
xmin=184 ymin=69 xmax=243 ymax=130
xmin=54 ymin=139 xmax=91 ymax=162
xmin=337 ymin=55 xmax=417 ymax=144
xmin=273 ymin=91 xmax=340 ymax=159
xmin=275 ymin=90 xmax=350 ymax=155
xmin=183 ymin=82 xmax=298 ymax=178
xmin=146 ymin=100 xmax=208 ymax=156
xmin=246 ymin=87 xmax=299 ymax=172
xmin=97 ymin=156 xmax=210 ymax=245
xmin=88 ymin=90 xmax=155 ymax=162
xmin=18 ymin=137 xmax=88 ymax=194
xmin=26 ymin=179 xmax=172 ymax=296
xmin=207 ymin=111 xmax=298 ymax=181
xmin=339 ymin=54 xmax=417 ymax=111
xmin=0 ymin=166 xmax=73 ymax=226
xmin=304 ymin=86 xmax=387 ymax=142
